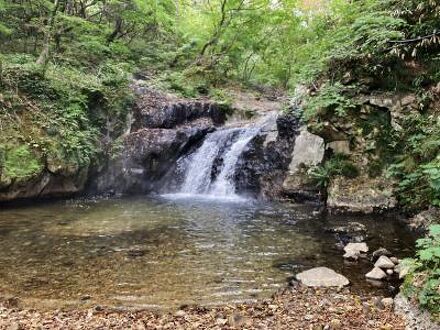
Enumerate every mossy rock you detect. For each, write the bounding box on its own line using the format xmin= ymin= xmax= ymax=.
xmin=0 ymin=145 xmax=43 ymax=183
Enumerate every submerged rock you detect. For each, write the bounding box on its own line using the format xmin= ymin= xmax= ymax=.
xmin=296 ymin=267 xmax=349 ymax=287
xmin=326 ymin=222 xmax=367 ymax=244
xmin=343 ymin=242 xmax=369 ymax=260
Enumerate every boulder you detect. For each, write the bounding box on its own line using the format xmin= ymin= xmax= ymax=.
xmin=366 ymin=267 xmax=387 ymax=280
xmin=326 ymin=222 xmax=367 ymax=244
xmin=372 ymin=248 xmax=393 ymax=262
xmin=381 ymin=297 xmax=394 ymax=308
xmin=282 ymin=127 xmax=324 ymax=201
xmin=375 ymin=256 xmax=395 ymax=269
xmin=343 ymin=242 xmax=369 ymax=260
xmin=327 ymin=175 xmax=397 ymax=214
xmin=296 ymin=267 xmax=349 ymax=287
xmin=287 ymin=128 xmax=325 ymax=173
xmin=395 ymin=263 xmax=410 ymax=279
xmin=327 ymin=140 xmax=350 ymax=155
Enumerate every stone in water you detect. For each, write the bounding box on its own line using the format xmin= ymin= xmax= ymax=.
xmin=343 ymin=242 xmax=368 ymax=260
xmin=375 ymin=256 xmax=395 ymax=269
xmin=296 ymin=267 xmax=349 ymax=287
xmin=366 ymin=267 xmax=387 ymax=280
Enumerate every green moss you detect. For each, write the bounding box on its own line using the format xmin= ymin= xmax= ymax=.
xmin=1 ymin=145 xmax=43 ymax=179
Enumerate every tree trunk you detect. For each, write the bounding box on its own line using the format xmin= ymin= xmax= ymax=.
xmin=36 ymin=0 xmax=60 ymax=66
xmin=107 ymin=17 xmax=123 ymax=45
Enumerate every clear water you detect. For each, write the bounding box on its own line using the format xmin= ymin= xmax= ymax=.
xmin=0 ymin=196 xmax=415 ymax=310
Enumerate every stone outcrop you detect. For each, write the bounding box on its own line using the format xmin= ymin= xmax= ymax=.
xmin=0 ymin=163 xmax=89 ymax=202
xmin=281 ymin=127 xmax=324 ymax=201
xmin=90 ymin=82 xmax=231 ymax=196
xmin=302 ymin=88 xmax=421 ymax=214
xmin=234 ymin=113 xmax=300 ymax=198
xmin=91 ymin=127 xmax=211 ymax=194
xmin=406 ymin=207 xmax=440 ymax=233
xmin=327 ymin=175 xmax=397 ymax=213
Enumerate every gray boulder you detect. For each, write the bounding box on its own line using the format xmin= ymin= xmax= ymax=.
xmin=296 ymin=267 xmax=349 ymax=287
xmin=375 ymin=256 xmax=395 ymax=269
xmin=366 ymin=267 xmax=387 ymax=280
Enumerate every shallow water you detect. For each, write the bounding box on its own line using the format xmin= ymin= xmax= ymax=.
xmin=0 ymin=195 xmax=415 ymax=310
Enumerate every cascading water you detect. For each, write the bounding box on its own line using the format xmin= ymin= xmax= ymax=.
xmin=180 ymin=128 xmax=241 ymax=194
xmin=169 ymin=120 xmax=264 ymax=199
xmin=209 ymin=127 xmax=259 ymax=196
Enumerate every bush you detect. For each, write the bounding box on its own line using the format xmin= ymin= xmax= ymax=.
xmin=308 ymin=154 xmax=359 ymax=188
xmin=402 ymin=224 xmax=440 ymax=319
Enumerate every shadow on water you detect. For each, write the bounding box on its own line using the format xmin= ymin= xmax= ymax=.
xmin=0 ymin=195 xmax=415 ymax=310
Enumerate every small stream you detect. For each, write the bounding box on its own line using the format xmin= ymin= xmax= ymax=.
xmin=0 ymin=196 xmax=414 ymax=310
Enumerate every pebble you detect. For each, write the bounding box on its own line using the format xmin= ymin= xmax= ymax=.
xmin=381 ymin=297 xmax=394 ymax=308
xmin=174 ymin=310 xmax=186 ymax=317
xmin=386 ymin=269 xmax=393 ymax=275
xmin=330 ymin=318 xmax=342 ymax=329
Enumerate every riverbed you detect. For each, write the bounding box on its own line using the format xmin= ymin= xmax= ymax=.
xmin=0 ymin=195 xmax=414 ymax=310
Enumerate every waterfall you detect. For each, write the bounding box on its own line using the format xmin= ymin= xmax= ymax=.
xmin=209 ymin=127 xmax=259 ymax=196
xmin=173 ymin=124 xmax=261 ymax=199
xmin=180 ymin=128 xmax=241 ymax=194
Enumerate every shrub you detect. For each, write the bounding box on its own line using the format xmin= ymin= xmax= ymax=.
xmin=402 ymin=224 xmax=440 ymax=319
xmin=308 ymin=154 xmax=359 ymax=188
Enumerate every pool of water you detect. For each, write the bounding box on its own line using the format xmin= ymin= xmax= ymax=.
xmin=0 ymin=195 xmax=415 ymax=310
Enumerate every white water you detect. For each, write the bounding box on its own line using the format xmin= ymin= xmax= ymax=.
xmin=209 ymin=127 xmax=259 ymax=196
xmin=172 ymin=125 xmax=262 ymax=200
xmin=180 ymin=129 xmax=239 ymax=194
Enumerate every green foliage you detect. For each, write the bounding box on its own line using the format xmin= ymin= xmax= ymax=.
xmin=308 ymin=154 xmax=359 ymax=188
xmin=0 ymin=145 xmax=42 ymax=179
xmin=403 ymin=225 xmax=440 ymax=319
xmin=303 ymin=83 xmax=358 ymax=120
xmin=388 ymin=114 xmax=440 ymax=209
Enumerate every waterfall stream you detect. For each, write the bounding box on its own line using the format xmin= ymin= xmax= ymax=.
xmin=166 ymin=120 xmax=264 ymax=200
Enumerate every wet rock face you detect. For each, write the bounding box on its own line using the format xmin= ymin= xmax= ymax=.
xmin=137 ymin=102 xmax=226 ymax=129
xmin=88 ymin=85 xmax=228 ymax=196
xmin=91 ymin=126 xmax=212 ymax=195
xmin=234 ymin=113 xmax=300 ymax=198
